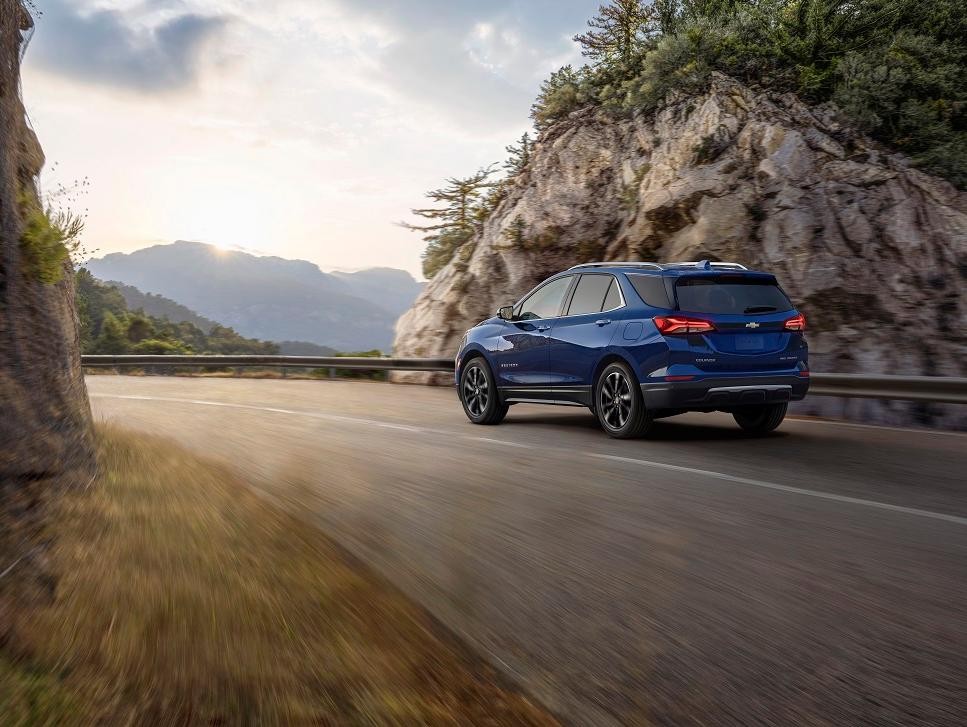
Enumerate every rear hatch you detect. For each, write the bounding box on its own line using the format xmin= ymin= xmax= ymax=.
xmin=669 ymin=274 xmax=802 ymax=373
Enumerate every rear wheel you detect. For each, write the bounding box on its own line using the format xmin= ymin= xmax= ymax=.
xmin=595 ymin=362 xmax=652 ymax=439
xmin=459 ymin=358 xmax=508 ymax=425
xmin=733 ymin=402 xmax=787 ymax=435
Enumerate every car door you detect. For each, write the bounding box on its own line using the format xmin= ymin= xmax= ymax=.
xmin=494 ymin=275 xmax=574 ymax=386
xmin=547 ymin=273 xmax=623 ymax=386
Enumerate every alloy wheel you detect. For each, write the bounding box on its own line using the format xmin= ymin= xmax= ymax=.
xmin=599 ymin=370 xmax=632 ymax=430
xmin=462 ymin=364 xmax=490 ymax=417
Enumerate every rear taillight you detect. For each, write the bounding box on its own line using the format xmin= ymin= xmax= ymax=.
xmin=784 ymin=313 xmax=806 ymax=331
xmin=654 ymin=316 xmax=715 ymax=335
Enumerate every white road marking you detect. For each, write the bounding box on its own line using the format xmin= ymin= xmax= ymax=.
xmin=588 ymin=452 xmax=967 ymax=527
xmin=91 ymin=393 xmax=967 ymax=528
xmin=468 ymin=437 xmax=534 ymax=449
xmin=787 ymin=415 xmax=966 ymax=438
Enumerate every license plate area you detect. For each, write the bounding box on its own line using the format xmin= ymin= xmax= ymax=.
xmin=735 ymin=335 xmax=764 ymax=351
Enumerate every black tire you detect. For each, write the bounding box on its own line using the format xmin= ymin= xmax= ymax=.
xmin=459 ymin=358 xmax=508 ymax=425
xmin=594 ymin=361 xmax=652 ymax=439
xmin=733 ymin=402 xmax=787 ymax=435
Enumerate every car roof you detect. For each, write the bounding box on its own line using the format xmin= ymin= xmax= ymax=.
xmin=566 ymin=261 xmax=774 ymax=277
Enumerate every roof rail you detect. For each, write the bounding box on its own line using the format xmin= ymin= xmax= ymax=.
xmin=672 ymin=260 xmax=748 ymax=270
xmin=568 ymin=262 xmax=664 ymax=271
xmin=568 ymin=260 xmax=748 ymax=272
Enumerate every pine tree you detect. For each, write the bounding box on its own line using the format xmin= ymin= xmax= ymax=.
xmin=574 ymin=0 xmax=658 ymax=66
xmin=504 ymin=133 xmax=533 ymax=176
xmin=401 ymin=166 xmax=497 ymax=278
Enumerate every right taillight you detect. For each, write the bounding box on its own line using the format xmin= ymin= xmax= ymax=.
xmin=784 ymin=313 xmax=806 ymax=331
xmin=654 ymin=316 xmax=715 ymax=335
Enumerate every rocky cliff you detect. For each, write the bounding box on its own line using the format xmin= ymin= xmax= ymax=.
xmin=393 ymin=73 xmax=967 ymax=428
xmin=0 ymin=2 xmax=93 ymax=495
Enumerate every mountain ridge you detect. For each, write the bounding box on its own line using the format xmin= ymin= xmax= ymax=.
xmin=86 ymin=241 xmax=424 ymax=351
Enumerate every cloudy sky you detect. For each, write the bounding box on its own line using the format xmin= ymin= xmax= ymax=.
xmin=22 ymin=0 xmax=598 ymax=277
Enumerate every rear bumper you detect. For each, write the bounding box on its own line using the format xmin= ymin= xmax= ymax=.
xmin=641 ymin=375 xmax=810 ymax=410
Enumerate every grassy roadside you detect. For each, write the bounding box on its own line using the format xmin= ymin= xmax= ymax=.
xmin=0 ymin=425 xmax=557 ymax=726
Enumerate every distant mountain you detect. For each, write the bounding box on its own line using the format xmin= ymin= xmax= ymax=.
xmin=276 ymin=340 xmax=338 ymax=356
xmin=331 ymin=268 xmax=425 ymax=318
xmin=86 ymin=241 xmax=423 ymax=351
xmin=106 ymin=279 xmax=218 ymax=333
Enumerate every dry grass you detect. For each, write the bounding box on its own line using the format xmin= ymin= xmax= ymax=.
xmin=0 ymin=425 xmax=557 ymax=726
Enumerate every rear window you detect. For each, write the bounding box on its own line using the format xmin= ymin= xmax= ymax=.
xmin=628 ymin=274 xmax=671 ymax=309
xmin=674 ymin=277 xmax=792 ymax=315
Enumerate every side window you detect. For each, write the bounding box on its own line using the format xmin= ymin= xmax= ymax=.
xmin=567 ymin=274 xmax=617 ymax=316
xmin=601 ymin=278 xmax=622 ymax=311
xmin=628 ymin=274 xmax=671 ymax=309
xmin=516 ymin=276 xmax=573 ymax=320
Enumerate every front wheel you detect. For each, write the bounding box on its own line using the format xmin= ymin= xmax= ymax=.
xmin=459 ymin=358 xmax=508 ymax=425
xmin=595 ymin=362 xmax=652 ymax=439
xmin=733 ymin=402 xmax=787 ymax=435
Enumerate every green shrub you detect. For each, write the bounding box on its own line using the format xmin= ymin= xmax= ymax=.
xmin=833 ymin=30 xmax=967 ymax=186
xmin=531 ymin=65 xmax=591 ymax=130
xmin=130 ymin=339 xmax=191 ymax=355
xmin=18 ymin=189 xmax=83 ymax=284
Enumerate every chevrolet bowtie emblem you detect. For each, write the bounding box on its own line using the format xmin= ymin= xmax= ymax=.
xmin=745 ymin=322 xmax=760 ymax=329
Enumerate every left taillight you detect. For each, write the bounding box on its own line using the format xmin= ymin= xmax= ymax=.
xmin=654 ymin=316 xmax=715 ymax=335
xmin=784 ymin=313 xmax=806 ymax=332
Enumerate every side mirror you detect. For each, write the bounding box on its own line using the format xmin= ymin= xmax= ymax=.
xmin=497 ymin=305 xmax=515 ymax=321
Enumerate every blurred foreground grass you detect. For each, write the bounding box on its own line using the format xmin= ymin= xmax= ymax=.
xmin=0 ymin=425 xmax=555 ymax=726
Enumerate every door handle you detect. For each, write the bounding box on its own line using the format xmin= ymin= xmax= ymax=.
xmin=595 ymin=319 xmax=612 ymax=326
xmin=537 ymin=325 xmax=551 ymax=332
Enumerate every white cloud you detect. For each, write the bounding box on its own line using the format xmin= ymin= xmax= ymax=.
xmin=22 ymin=0 xmax=598 ymax=277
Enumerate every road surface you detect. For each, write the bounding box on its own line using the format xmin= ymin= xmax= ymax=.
xmin=88 ymin=376 xmax=967 ymax=726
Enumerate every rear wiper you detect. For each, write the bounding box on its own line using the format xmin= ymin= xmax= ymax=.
xmin=743 ymin=306 xmax=777 ymax=313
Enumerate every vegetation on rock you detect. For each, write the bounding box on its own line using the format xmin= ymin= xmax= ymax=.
xmin=17 ymin=187 xmax=86 ymax=284
xmin=401 ymin=166 xmax=498 ymax=279
xmin=533 ymin=0 xmax=966 ymax=186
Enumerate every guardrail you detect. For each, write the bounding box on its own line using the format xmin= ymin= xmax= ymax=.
xmin=81 ymin=356 xmax=967 ymax=404
xmin=807 ymin=373 xmax=967 ymax=405
xmin=82 ymin=354 xmax=454 ymax=372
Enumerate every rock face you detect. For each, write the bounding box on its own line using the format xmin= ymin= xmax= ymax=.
xmin=393 ymin=74 xmax=967 ymax=428
xmin=0 ymin=1 xmax=94 ymax=492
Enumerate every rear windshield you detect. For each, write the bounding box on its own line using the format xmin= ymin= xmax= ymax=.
xmin=674 ymin=277 xmax=792 ymax=315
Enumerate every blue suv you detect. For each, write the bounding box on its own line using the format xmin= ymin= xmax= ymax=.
xmin=455 ymin=261 xmax=809 ymax=438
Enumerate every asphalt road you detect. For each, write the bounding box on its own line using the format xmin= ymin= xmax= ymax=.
xmin=87 ymin=376 xmax=967 ymax=726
